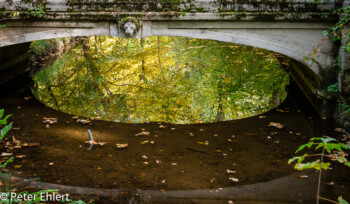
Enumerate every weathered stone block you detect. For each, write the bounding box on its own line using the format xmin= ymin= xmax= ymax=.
xmin=340 ymin=70 xmax=350 ymax=98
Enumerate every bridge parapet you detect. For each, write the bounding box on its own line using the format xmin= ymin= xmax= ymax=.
xmin=0 ymin=0 xmax=341 ymax=14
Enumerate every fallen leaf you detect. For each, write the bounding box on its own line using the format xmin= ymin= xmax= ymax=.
xmin=15 ymin=155 xmax=26 ymax=158
xmin=227 ymin=169 xmax=236 ymax=174
xmin=258 ymin=116 xmax=266 ymax=119
xmin=140 ymin=140 xmax=149 ymax=144
xmin=135 ymin=131 xmax=150 ymax=136
xmin=268 ymin=122 xmax=284 ymax=129
xmin=0 ymin=152 xmax=13 ymax=157
xmin=171 ymin=163 xmax=177 ymax=166
xmin=116 ymin=143 xmax=128 ymax=148
xmin=14 ymin=165 xmax=22 ymax=169
xmin=189 ymin=133 xmax=194 ymax=136
xmin=27 ymin=143 xmax=40 ymax=147
xmin=229 ymin=177 xmax=239 ymax=182
xmin=49 ymin=162 xmax=54 ymax=166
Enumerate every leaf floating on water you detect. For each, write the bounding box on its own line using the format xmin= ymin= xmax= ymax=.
xmin=213 ymin=134 xmax=218 ymax=137
xmin=159 ymin=125 xmax=166 ymax=128
xmin=15 ymin=155 xmax=26 ymax=159
xmin=216 ymin=150 xmax=222 ymax=153
xmin=142 ymin=155 xmax=148 ymax=159
xmin=49 ymin=162 xmax=54 ymax=166
xmin=0 ymin=152 xmax=13 ymax=157
xmin=27 ymin=143 xmax=40 ymax=147
xmin=171 ymin=163 xmax=177 ymax=166
xmin=116 ymin=143 xmax=128 ymax=148
xmin=76 ymin=119 xmax=92 ymax=125
xmin=156 ymin=160 xmax=161 ymax=164
xmin=140 ymin=140 xmax=149 ymax=144
xmin=258 ymin=116 xmax=266 ymax=119
xmin=24 ymin=96 xmax=32 ymax=100
xmin=300 ymin=175 xmax=308 ymax=178
xmin=14 ymin=165 xmax=22 ymax=169
xmin=189 ymin=133 xmax=194 ymax=136
xmin=197 ymin=142 xmax=204 ymax=145
xmin=135 ymin=131 xmax=150 ymax=136
xmin=229 ymin=177 xmax=239 ymax=182
xmin=43 ymin=117 xmax=58 ymax=125
xmin=227 ymin=169 xmax=236 ymax=174
xmin=268 ymin=122 xmax=284 ymax=129
xmin=171 ymin=128 xmax=175 ymax=131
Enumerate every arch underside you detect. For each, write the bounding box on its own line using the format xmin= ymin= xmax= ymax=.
xmin=0 ymin=21 xmax=333 ymax=81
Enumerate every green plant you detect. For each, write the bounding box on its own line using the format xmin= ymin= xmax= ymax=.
xmin=28 ymin=3 xmax=45 ymax=17
xmin=289 ymin=137 xmax=349 ymax=204
xmin=0 ymin=109 xmax=12 ymax=141
xmin=327 ymin=83 xmax=339 ymax=93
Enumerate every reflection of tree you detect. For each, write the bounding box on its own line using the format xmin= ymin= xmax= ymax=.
xmin=32 ymin=36 xmax=289 ymax=124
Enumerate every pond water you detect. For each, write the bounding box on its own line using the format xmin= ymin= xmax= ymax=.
xmin=32 ymin=36 xmax=289 ymax=124
xmin=0 ymin=37 xmax=348 ymax=203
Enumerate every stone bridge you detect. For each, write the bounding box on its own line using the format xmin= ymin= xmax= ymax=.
xmin=0 ymin=0 xmax=349 ymax=122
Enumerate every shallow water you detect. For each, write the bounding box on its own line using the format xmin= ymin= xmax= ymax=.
xmin=32 ymin=36 xmax=289 ymax=124
xmin=0 ymin=84 xmax=342 ymax=190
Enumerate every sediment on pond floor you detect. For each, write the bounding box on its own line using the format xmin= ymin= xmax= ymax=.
xmin=0 ymin=84 xmax=345 ymax=192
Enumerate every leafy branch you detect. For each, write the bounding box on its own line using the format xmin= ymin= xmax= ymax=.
xmin=289 ymin=137 xmax=349 ymax=204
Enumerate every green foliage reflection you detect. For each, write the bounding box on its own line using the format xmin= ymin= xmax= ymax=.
xmin=32 ymin=36 xmax=289 ymax=124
